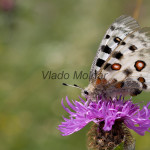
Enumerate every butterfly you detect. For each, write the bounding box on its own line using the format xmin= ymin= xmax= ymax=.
xmin=82 ymin=15 xmax=150 ymax=99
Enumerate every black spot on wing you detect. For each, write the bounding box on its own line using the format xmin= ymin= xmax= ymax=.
xmin=137 ymin=77 xmax=147 ymax=89
xmin=123 ymin=69 xmax=133 ymax=76
xmin=110 ymin=26 xmax=115 ymax=30
xmin=104 ymin=63 xmax=111 ymax=70
xmin=94 ymin=70 xmax=97 ymax=78
xmin=96 ymin=58 xmax=105 ymax=67
xmin=101 ymin=45 xmax=112 ymax=54
xmin=129 ymin=45 xmax=137 ymax=52
xmin=143 ymin=84 xmax=147 ymax=89
xmin=112 ymin=52 xmax=123 ymax=59
xmin=121 ymin=41 xmax=126 ymax=45
xmin=131 ymin=89 xmax=142 ymax=96
xmin=105 ymin=35 xmax=110 ymax=39
xmin=114 ymin=37 xmax=122 ymax=44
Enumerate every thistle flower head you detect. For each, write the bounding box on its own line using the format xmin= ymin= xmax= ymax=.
xmin=58 ymin=96 xmax=150 ymax=136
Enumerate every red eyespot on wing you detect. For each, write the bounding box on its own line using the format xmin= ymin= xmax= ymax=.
xmin=96 ymin=78 xmax=101 ymax=85
xmin=115 ymin=81 xmax=124 ymax=88
xmin=96 ymin=79 xmax=107 ymax=85
xmin=138 ymin=77 xmax=145 ymax=83
xmin=134 ymin=60 xmax=146 ymax=71
xmin=111 ymin=63 xmax=122 ymax=70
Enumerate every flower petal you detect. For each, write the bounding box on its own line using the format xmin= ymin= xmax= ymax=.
xmin=58 ymin=96 xmax=150 ymax=136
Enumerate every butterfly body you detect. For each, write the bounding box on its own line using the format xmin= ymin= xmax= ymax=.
xmin=85 ymin=78 xmax=142 ymax=99
xmin=84 ymin=15 xmax=150 ymax=99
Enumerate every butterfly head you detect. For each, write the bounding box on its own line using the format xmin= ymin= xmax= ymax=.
xmin=81 ymin=89 xmax=89 ymax=97
xmin=82 ymin=83 xmax=96 ymax=98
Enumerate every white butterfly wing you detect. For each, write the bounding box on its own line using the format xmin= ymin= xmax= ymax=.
xmin=102 ymin=27 xmax=150 ymax=92
xmin=89 ymin=15 xmax=150 ymax=96
xmin=90 ymin=15 xmax=140 ymax=80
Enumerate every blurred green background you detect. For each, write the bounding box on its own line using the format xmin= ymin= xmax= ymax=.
xmin=0 ymin=0 xmax=150 ymax=150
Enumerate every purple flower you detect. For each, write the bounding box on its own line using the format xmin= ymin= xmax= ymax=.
xmin=58 ymin=96 xmax=150 ymax=136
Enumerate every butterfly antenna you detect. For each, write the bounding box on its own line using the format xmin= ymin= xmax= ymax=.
xmin=62 ymin=83 xmax=83 ymax=90
xmin=62 ymin=83 xmax=89 ymax=95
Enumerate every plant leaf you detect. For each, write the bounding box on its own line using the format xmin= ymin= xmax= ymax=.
xmin=114 ymin=142 xmax=124 ymax=150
